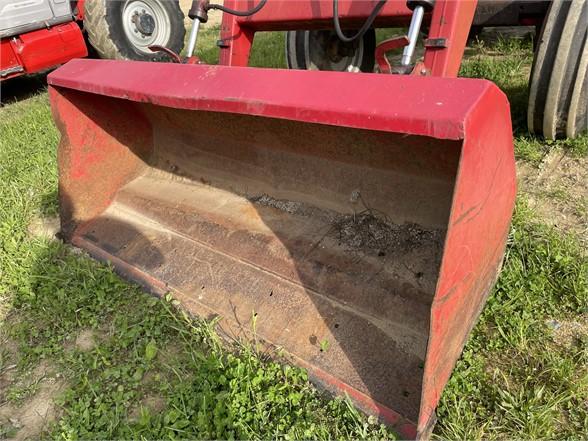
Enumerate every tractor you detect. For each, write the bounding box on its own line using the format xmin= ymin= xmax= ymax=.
xmin=16 ymin=0 xmax=588 ymax=438
xmin=0 ymin=0 xmax=185 ymax=80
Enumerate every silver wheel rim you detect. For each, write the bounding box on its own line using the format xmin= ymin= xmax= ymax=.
xmin=304 ymin=30 xmax=364 ymax=72
xmin=122 ymin=0 xmax=171 ymax=54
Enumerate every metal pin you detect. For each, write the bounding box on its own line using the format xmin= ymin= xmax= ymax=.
xmin=401 ymin=5 xmax=425 ymax=66
xmin=186 ymin=18 xmax=201 ymax=58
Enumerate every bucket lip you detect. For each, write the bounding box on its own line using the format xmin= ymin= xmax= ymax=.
xmin=48 ymin=59 xmax=499 ymax=141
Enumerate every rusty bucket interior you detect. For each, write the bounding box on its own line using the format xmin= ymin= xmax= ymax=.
xmin=49 ymin=59 xmax=516 ymax=438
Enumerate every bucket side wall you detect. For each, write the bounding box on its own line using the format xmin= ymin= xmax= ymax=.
xmin=49 ymin=87 xmax=154 ymax=238
xmin=419 ymin=85 xmax=517 ymax=436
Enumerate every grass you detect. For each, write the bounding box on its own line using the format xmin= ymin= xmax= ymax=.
xmin=1 ymin=27 xmax=587 ymax=440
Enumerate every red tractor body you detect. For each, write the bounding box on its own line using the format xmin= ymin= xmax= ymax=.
xmin=1 ymin=22 xmax=87 ymax=81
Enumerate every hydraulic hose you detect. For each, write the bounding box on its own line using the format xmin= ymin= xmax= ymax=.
xmin=207 ymin=0 xmax=267 ymax=17
xmin=333 ymin=0 xmax=387 ymax=43
xmin=187 ymin=0 xmax=267 ymax=57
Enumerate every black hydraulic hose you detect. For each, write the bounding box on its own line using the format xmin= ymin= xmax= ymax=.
xmin=333 ymin=0 xmax=387 ymax=43
xmin=207 ymin=0 xmax=267 ymax=17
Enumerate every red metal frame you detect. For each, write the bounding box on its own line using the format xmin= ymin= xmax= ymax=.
xmin=424 ymin=0 xmax=477 ymax=76
xmin=375 ymin=35 xmax=409 ymax=73
xmin=218 ymin=0 xmax=477 ymax=77
xmin=1 ymin=0 xmax=478 ymax=81
xmin=0 ymin=22 xmax=87 ymax=81
xmin=75 ymin=0 xmax=86 ymax=21
xmin=0 ymin=40 xmax=21 ymax=79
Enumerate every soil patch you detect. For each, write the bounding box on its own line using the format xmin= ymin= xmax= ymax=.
xmin=518 ymin=151 xmax=588 ymax=243
xmin=27 ymin=215 xmax=59 ymax=240
xmin=74 ymin=329 xmax=98 ymax=352
xmin=548 ymin=315 xmax=588 ymax=348
xmin=128 ymin=394 xmax=167 ymax=423
xmin=0 ymin=361 xmax=66 ymax=440
xmin=333 ymin=211 xmax=442 ymax=256
xmin=0 ymin=337 xmax=19 ymax=404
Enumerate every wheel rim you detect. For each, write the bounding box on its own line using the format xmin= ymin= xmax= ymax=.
xmin=304 ymin=30 xmax=364 ymax=72
xmin=122 ymin=0 xmax=171 ymax=54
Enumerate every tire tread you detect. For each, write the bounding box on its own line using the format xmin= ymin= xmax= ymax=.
xmin=83 ymin=0 xmax=185 ymax=61
xmin=84 ymin=0 xmax=121 ymax=60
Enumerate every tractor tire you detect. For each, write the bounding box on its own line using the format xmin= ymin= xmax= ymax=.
xmin=286 ymin=29 xmax=376 ymax=73
xmin=527 ymin=0 xmax=588 ymax=139
xmin=84 ymin=0 xmax=185 ymax=62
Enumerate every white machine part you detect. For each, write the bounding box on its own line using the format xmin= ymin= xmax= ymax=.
xmin=0 ymin=0 xmax=73 ymax=38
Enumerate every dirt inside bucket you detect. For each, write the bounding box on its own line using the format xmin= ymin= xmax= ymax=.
xmin=251 ymin=192 xmax=443 ymax=265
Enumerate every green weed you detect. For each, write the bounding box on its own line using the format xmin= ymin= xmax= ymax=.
xmin=0 ymin=423 xmax=19 ymax=439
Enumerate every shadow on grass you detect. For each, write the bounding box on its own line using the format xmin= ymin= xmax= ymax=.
xmin=501 ymin=82 xmax=530 ymax=135
xmin=1 ymin=72 xmax=50 ymax=106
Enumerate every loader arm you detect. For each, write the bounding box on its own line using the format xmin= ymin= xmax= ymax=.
xmin=217 ymin=0 xmax=477 ymax=77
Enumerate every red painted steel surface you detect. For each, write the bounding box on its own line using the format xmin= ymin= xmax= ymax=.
xmin=424 ymin=0 xmax=477 ymax=77
xmin=419 ymin=75 xmax=516 ymax=432
xmin=0 ymin=40 xmax=21 ymax=79
xmin=218 ymin=0 xmax=476 ymax=77
xmin=0 ymin=22 xmax=87 ymax=80
xmin=76 ymin=0 xmax=86 ymax=20
xmin=375 ymin=36 xmax=409 ymax=73
xmin=49 ymin=59 xmax=487 ymax=139
xmin=221 ymin=0 xmax=413 ymax=31
xmin=219 ymin=0 xmax=413 ymax=67
xmin=48 ymin=59 xmax=516 ymax=437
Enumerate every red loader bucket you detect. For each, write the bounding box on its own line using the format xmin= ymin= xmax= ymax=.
xmin=48 ymin=59 xmax=516 ymax=439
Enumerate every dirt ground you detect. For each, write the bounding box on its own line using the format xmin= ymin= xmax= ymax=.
xmin=518 ymin=152 xmax=588 ymax=244
xmin=0 ymin=348 xmax=66 ymax=441
xmin=549 ymin=315 xmax=588 ymax=348
xmin=0 ymin=328 xmax=103 ymax=439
